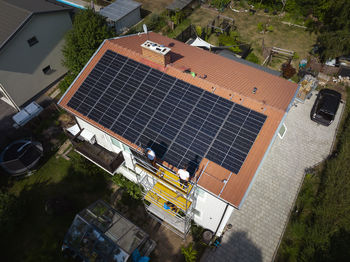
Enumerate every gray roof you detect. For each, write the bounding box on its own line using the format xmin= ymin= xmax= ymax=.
xmin=0 ymin=0 xmax=71 ymax=49
xmin=99 ymin=0 xmax=141 ymax=21
xmin=167 ymin=0 xmax=192 ymax=11
xmin=217 ymin=49 xmax=281 ymax=77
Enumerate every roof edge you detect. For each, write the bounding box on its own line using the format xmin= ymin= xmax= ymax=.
xmin=58 ymin=39 xmax=108 ymax=105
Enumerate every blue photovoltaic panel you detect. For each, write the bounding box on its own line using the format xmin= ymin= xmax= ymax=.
xmin=67 ymin=50 xmax=267 ymax=174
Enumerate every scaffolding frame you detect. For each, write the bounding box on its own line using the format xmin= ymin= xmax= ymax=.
xmin=132 ymin=148 xmax=198 ymax=239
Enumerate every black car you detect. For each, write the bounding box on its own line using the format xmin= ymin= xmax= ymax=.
xmin=311 ymin=89 xmax=341 ymax=126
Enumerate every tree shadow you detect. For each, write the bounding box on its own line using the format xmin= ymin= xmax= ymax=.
xmin=202 ymin=231 xmax=262 ymax=262
xmin=0 ymin=156 xmax=112 ymax=262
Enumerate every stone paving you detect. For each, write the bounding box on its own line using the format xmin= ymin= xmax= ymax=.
xmin=202 ymin=91 xmax=344 ymax=262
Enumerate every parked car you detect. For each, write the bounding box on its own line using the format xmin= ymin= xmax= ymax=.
xmin=311 ymin=89 xmax=341 ymax=126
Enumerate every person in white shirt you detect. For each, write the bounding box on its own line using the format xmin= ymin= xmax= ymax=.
xmin=177 ymin=164 xmax=190 ymax=188
xmin=146 ymin=148 xmax=156 ymax=167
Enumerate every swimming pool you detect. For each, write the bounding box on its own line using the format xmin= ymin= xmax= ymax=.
xmin=56 ymin=0 xmax=86 ymax=9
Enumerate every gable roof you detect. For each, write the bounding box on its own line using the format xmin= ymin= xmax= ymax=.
xmin=0 ymin=0 xmax=71 ymax=50
xmin=99 ymin=0 xmax=141 ymax=21
xmin=59 ymin=32 xmax=298 ymax=207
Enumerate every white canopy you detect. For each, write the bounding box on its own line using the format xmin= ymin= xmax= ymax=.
xmin=190 ymin=37 xmax=214 ymax=49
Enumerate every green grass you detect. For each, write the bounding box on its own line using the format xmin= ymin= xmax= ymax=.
xmin=1 ymin=152 xmax=111 ymax=262
xmin=167 ymin=19 xmax=191 ymax=38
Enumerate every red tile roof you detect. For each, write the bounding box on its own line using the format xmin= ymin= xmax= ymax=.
xmin=59 ymin=32 xmax=298 ymax=208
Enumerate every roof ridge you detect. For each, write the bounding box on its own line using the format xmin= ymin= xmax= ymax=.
xmin=1 ymin=0 xmax=32 ymax=14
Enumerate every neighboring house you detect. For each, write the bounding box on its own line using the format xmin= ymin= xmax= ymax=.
xmin=99 ymin=0 xmax=141 ymax=34
xmin=0 ymin=0 xmax=72 ymax=111
xmin=58 ymin=32 xmax=298 ymax=239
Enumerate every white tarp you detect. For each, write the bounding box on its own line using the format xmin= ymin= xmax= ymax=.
xmin=190 ymin=37 xmax=214 ymax=49
xmin=66 ymin=124 xmax=81 ymax=136
xmin=80 ymin=129 xmax=96 ymax=144
xmin=66 ymin=124 xmax=96 ymax=144
xmin=12 ymin=102 xmax=43 ymax=128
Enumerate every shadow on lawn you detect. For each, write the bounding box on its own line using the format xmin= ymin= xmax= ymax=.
xmin=1 ymin=154 xmax=183 ymax=262
xmin=0 ymin=157 xmax=111 ymax=262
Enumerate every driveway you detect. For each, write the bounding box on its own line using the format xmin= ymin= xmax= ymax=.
xmin=202 ymin=91 xmax=344 ymax=262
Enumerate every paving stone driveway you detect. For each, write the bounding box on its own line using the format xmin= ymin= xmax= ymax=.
xmin=202 ymin=91 xmax=344 ymax=262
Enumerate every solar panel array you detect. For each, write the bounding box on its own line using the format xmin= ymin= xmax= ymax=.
xmin=67 ymin=50 xmax=267 ymax=174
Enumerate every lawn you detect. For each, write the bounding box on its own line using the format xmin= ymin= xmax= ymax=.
xmin=1 ymin=152 xmax=112 ymax=262
xmin=222 ymin=8 xmax=316 ymax=68
xmin=186 ymin=7 xmax=316 ymax=70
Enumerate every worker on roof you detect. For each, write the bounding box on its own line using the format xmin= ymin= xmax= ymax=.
xmin=145 ymin=148 xmax=156 ymax=167
xmin=178 ymin=164 xmax=190 ymax=188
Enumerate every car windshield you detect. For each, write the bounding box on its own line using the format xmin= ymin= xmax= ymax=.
xmin=319 ymin=110 xmax=333 ymax=121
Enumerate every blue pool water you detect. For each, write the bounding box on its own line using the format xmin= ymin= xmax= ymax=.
xmin=56 ymin=0 xmax=86 ymax=9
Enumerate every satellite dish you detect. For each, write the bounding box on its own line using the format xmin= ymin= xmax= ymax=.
xmin=143 ymin=24 xmax=149 ymax=40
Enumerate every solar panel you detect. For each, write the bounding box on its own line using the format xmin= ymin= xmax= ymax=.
xmin=67 ymin=50 xmax=267 ymax=174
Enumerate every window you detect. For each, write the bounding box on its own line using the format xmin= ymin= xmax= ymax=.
xmin=27 ymin=36 xmax=38 ymax=47
xmin=110 ymin=137 xmax=122 ymax=149
xmin=122 ymin=144 xmax=131 ymax=153
xmin=193 ymin=209 xmax=201 ymax=217
xmin=278 ymin=123 xmax=287 ymax=139
xmin=42 ymin=65 xmax=52 ymax=75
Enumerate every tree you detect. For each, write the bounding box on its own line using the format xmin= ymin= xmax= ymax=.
xmin=317 ymin=0 xmax=350 ymax=60
xmin=62 ymin=9 xmax=113 ymax=76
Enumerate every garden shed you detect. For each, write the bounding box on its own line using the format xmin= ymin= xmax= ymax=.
xmin=167 ymin=0 xmax=194 ymax=11
xmin=99 ymin=0 xmax=141 ymax=34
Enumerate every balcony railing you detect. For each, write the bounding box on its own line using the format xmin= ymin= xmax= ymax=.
xmin=68 ymin=133 xmax=124 ymax=174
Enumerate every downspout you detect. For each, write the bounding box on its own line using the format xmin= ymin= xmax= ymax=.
xmin=210 ymin=203 xmax=229 ymax=244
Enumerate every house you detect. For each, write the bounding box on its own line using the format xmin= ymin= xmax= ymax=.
xmin=99 ymin=0 xmax=141 ymax=34
xmin=0 ymin=0 xmax=72 ymax=111
xmin=58 ymin=32 xmax=298 ymax=239
xmin=62 ymin=200 xmax=156 ymax=261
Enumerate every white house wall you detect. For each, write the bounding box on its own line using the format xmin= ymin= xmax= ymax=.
xmin=194 ymin=187 xmax=234 ymax=234
xmin=0 ymin=11 xmax=72 ymax=107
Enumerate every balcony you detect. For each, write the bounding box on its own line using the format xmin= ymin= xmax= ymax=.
xmin=68 ymin=132 xmax=124 ymax=174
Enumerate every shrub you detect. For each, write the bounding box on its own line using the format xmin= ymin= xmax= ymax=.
xmin=293 ymin=52 xmax=300 ymax=60
xmin=246 ymin=52 xmax=260 ymax=64
xmin=281 ymin=62 xmax=296 ymax=79
xmin=195 ymin=25 xmax=202 ymax=37
xmin=211 ymin=0 xmax=230 ymax=9
xmin=147 ymin=13 xmax=167 ymax=31
xmin=266 ymin=25 xmax=274 ymax=32
xmin=257 ymin=22 xmax=264 ymax=32
xmin=181 ymin=243 xmax=197 ymax=262
xmin=58 ymin=73 xmax=76 ymax=94
xmin=218 ymin=31 xmax=241 ymax=53
xmin=111 ymin=174 xmax=142 ymax=200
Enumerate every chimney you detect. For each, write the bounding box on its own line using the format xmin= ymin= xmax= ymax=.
xmin=141 ymin=40 xmax=171 ymax=66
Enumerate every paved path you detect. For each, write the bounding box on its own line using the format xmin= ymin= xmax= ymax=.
xmin=202 ymin=91 xmax=344 ymax=262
